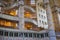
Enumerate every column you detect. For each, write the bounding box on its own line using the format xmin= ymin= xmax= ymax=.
xmin=0 ymin=3 xmax=3 ymax=13
xmin=44 ymin=33 xmax=45 ymax=40
xmin=54 ymin=0 xmax=60 ymax=31
xmin=43 ymin=0 xmax=56 ymax=40
xmin=8 ymin=32 xmax=9 ymax=40
xmin=3 ymin=31 xmax=4 ymax=40
xmin=17 ymin=1 xmax=24 ymax=30
xmin=55 ymin=7 xmax=60 ymax=27
xmin=23 ymin=33 xmax=24 ymax=40
xmin=13 ymin=32 xmax=14 ymax=40
xmin=39 ymin=34 xmax=41 ymax=40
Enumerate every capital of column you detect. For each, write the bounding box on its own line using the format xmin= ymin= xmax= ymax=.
xmin=43 ymin=0 xmax=49 ymax=4
xmin=18 ymin=0 xmax=24 ymax=6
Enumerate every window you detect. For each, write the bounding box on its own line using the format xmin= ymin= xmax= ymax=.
xmin=19 ymin=33 xmax=23 ymax=37
xmin=31 ymin=0 xmax=35 ymax=4
xmin=39 ymin=20 xmax=41 ymax=23
xmin=5 ymin=21 xmax=11 ymax=27
xmin=14 ymin=32 xmax=18 ymax=37
xmin=41 ymin=10 xmax=42 ymax=12
xmin=11 ymin=22 xmax=17 ymax=28
xmin=0 ymin=30 xmax=3 ymax=36
xmin=24 ymin=12 xmax=31 ymax=18
xmin=24 ymin=33 xmax=28 ymax=37
xmin=44 ymin=16 xmax=46 ymax=19
xmin=41 ymin=34 xmax=44 ymax=38
xmin=43 ymin=22 xmax=45 ymax=25
xmin=45 ymin=22 xmax=47 ymax=25
xmin=39 ymin=14 xmax=40 ymax=17
xmin=3 ymin=10 xmax=17 ymax=16
xmin=40 ymin=3 xmax=42 ymax=7
xmin=10 ymin=10 xmax=17 ymax=16
xmin=41 ymin=15 xmax=43 ymax=18
xmin=39 ymin=34 xmax=41 ymax=38
xmin=36 ymin=34 xmax=40 ymax=38
xmin=33 ymin=33 xmax=36 ymax=37
xmin=43 ymin=11 xmax=45 ymax=13
xmin=9 ymin=32 xmax=13 ymax=37
xmin=38 ymin=3 xmax=39 ymax=6
xmin=45 ymin=33 xmax=48 ymax=37
xmin=25 ymin=23 xmax=32 ymax=30
xmin=29 ymin=33 xmax=32 ymax=37
xmin=0 ymin=19 xmax=5 ymax=26
xmin=4 ymin=31 xmax=8 ymax=36
xmin=0 ymin=19 xmax=17 ymax=28
xmin=0 ymin=7 xmax=2 ymax=12
xmin=42 ymin=21 xmax=44 ymax=24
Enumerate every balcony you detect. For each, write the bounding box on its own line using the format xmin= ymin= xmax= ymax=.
xmin=0 ymin=13 xmax=19 ymax=21
xmin=24 ymin=18 xmax=37 ymax=25
xmin=24 ymin=11 xmax=37 ymax=19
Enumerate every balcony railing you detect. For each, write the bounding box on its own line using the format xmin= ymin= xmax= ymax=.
xmin=24 ymin=18 xmax=37 ymax=25
xmin=0 ymin=13 xmax=19 ymax=21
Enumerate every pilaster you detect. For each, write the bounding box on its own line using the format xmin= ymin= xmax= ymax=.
xmin=17 ymin=0 xmax=24 ymax=30
xmin=43 ymin=0 xmax=56 ymax=40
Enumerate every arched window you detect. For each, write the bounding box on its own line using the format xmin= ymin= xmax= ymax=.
xmin=30 ymin=0 xmax=35 ymax=4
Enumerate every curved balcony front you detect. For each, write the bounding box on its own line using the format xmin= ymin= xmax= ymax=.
xmin=24 ymin=18 xmax=37 ymax=25
xmin=3 ymin=1 xmax=24 ymax=10
xmin=24 ymin=5 xmax=35 ymax=13
xmin=0 ymin=13 xmax=19 ymax=21
xmin=0 ymin=2 xmax=6 ymax=7
xmin=3 ymin=1 xmax=35 ymax=13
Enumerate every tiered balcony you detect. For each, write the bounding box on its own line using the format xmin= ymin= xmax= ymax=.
xmin=0 ymin=13 xmax=18 ymax=21
xmin=3 ymin=0 xmax=24 ymax=10
xmin=24 ymin=10 xmax=38 ymax=30
xmin=24 ymin=7 xmax=45 ymax=30
xmin=0 ymin=0 xmax=45 ymax=31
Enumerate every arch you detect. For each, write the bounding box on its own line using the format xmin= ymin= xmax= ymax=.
xmin=3 ymin=1 xmax=35 ymax=13
xmin=24 ymin=5 xmax=35 ymax=13
xmin=0 ymin=3 xmax=5 ymax=7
